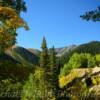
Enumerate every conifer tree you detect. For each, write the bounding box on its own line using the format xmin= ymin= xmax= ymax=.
xmin=40 ymin=37 xmax=49 ymax=87
xmin=40 ymin=37 xmax=49 ymax=69
xmin=50 ymin=46 xmax=56 ymax=69
xmin=81 ymin=6 xmax=100 ymax=22
xmin=49 ymin=46 xmax=59 ymax=99
xmin=40 ymin=37 xmax=54 ymax=99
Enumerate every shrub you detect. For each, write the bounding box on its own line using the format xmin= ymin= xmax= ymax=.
xmin=60 ymin=53 xmax=98 ymax=77
xmin=21 ymin=67 xmax=48 ymax=100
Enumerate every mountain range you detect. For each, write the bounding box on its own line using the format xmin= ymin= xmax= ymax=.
xmin=1 ymin=41 xmax=100 ymax=66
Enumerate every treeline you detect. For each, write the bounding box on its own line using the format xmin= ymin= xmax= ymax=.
xmin=21 ymin=37 xmax=60 ymax=100
xmin=60 ymin=53 xmax=100 ymax=76
xmin=60 ymin=41 xmax=100 ymax=66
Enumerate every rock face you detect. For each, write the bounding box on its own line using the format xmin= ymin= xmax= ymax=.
xmin=92 ymin=67 xmax=100 ymax=74
xmin=59 ymin=67 xmax=100 ymax=88
xmin=55 ymin=45 xmax=77 ymax=57
xmin=59 ymin=67 xmax=100 ymax=99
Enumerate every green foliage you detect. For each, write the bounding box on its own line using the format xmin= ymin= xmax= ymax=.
xmin=0 ymin=0 xmax=28 ymax=53
xmin=59 ymin=68 xmax=100 ymax=100
xmin=59 ymin=72 xmax=89 ymax=99
xmin=0 ymin=79 xmax=23 ymax=99
xmin=92 ymin=76 xmax=100 ymax=85
xmin=96 ymin=54 xmax=100 ymax=66
xmin=22 ymin=68 xmax=48 ymax=100
xmin=39 ymin=39 xmax=59 ymax=99
xmin=40 ymin=37 xmax=51 ymax=95
xmin=49 ymin=46 xmax=59 ymax=99
xmin=61 ymin=41 xmax=100 ymax=65
xmin=49 ymin=46 xmax=56 ymax=69
xmin=60 ymin=64 xmax=72 ymax=76
xmin=81 ymin=7 xmax=100 ymax=22
xmin=60 ymin=53 xmax=98 ymax=76
xmin=68 ymin=53 xmax=85 ymax=68
xmin=86 ymin=54 xmax=96 ymax=68
xmin=0 ymin=0 xmax=26 ymax=13
xmin=67 ymin=80 xmax=89 ymax=100
xmin=60 ymin=53 xmax=86 ymax=76
xmin=0 ymin=60 xmax=31 ymax=82
xmin=40 ymin=37 xmax=49 ymax=69
xmin=13 ymin=47 xmax=40 ymax=65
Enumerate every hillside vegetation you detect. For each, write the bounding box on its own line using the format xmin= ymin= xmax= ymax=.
xmin=0 ymin=41 xmax=100 ymax=100
xmin=59 ymin=67 xmax=100 ymax=100
xmin=60 ymin=41 xmax=100 ymax=65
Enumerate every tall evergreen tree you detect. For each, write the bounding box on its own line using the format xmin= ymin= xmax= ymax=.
xmin=49 ymin=46 xmax=59 ymax=99
xmin=40 ymin=37 xmax=54 ymax=99
xmin=50 ymin=46 xmax=56 ymax=69
xmin=40 ymin=37 xmax=49 ymax=69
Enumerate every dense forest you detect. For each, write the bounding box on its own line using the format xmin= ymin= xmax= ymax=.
xmin=0 ymin=0 xmax=100 ymax=100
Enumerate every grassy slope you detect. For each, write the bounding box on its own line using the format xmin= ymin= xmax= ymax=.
xmin=5 ymin=46 xmax=40 ymax=66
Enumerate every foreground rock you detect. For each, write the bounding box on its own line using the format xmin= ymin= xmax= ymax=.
xmin=59 ymin=67 xmax=100 ymax=100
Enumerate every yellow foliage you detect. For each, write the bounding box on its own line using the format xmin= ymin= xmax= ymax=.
xmin=59 ymin=76 xmax=66 ymax=88
xmin=91 ymin=77 xmax=97 ymax=85
xmin=0 ymin=6 xmax=28 ymax=29
xmin=59 ymin=70 xmax=78 ymax=88
xmin=0 ymin=6 xmax=29 ymax=50
xmin=92 ymin=76 xmax=100 ymax=85
xmin=51 ymin=97 xmax=56 ymax=100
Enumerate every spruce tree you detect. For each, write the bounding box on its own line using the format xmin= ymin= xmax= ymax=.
xmin=40 ymin=37 xmax=49 ymax=69
xmin=40 ymin=37 xmax=49 ymax=89
xmin=50 ymin=46 xmax=56 ymax=69
xmin=49 ymin=46 xmax=59 ymax=99
xmin=40 ymin=37 xmax=54 ymax=99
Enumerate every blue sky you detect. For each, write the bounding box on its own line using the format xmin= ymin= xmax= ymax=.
xmin=17 ymin=0 xmax=100 ymax=49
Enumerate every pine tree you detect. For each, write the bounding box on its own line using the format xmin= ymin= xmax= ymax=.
xmin=50 ymin=46 xmax=56 ymax=70
xmin=49 ymin=46 xmax=59 ymax=99
xmin=49 ymin=46 xmax=57 ymax=82
xmin=80 ymin=6 xmax=100 ymax=22
xmin=40 ymin=37 xmax=54 ymax=99
xmin=40 ymin=37 xmax=49 ymax=87
xmin=40 ymin=37 xmax=49 ymax=69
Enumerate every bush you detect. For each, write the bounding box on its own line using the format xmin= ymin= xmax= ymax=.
xmin=60 ymin=53 xmax=98 ymax=76
xmin=96 ymin=54 xmax=100 ymax=66
xmin=86 ymin=54 xmax=96 ymax=68
xmin=0 ymin=60 xmax=31 ymax=82
xmin=0 ymin=79 xmax=22 ymax=99
xmin=21 ymin=67 xmax=48 ymax=100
